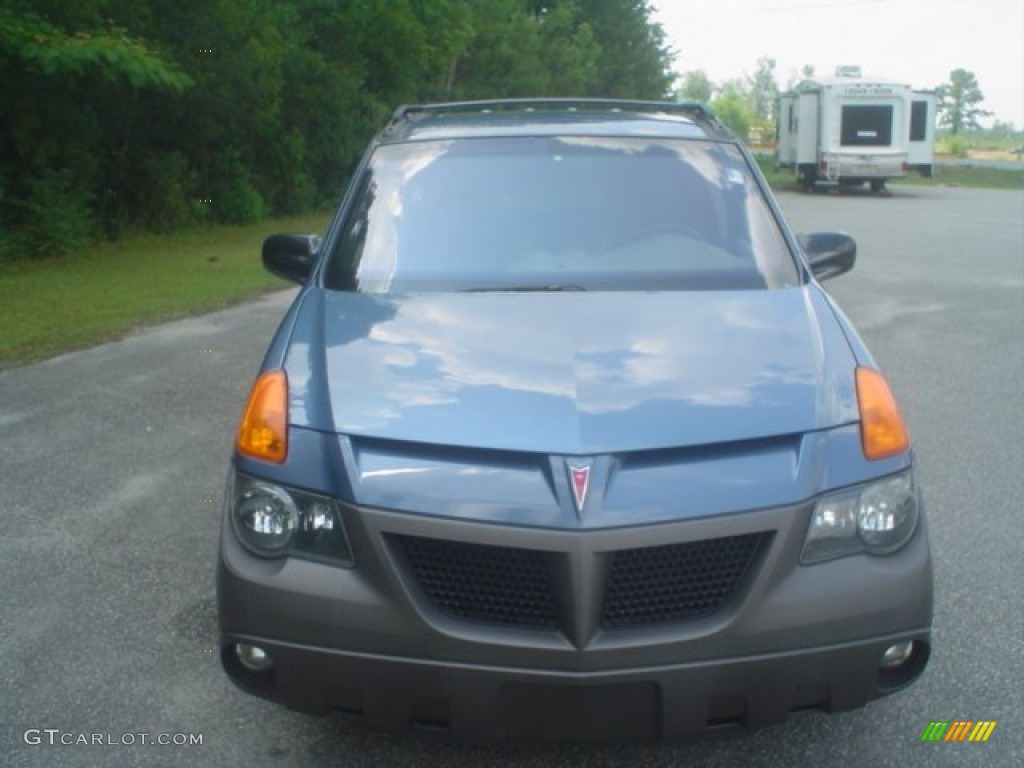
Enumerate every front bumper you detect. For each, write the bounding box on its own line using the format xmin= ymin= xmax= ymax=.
xmin=221 ymin=632 xmax=929 ymax=741
xmin=218 ymin=496 xmax=932 ymax=741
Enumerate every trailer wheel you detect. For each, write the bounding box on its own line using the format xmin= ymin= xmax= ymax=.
xmin=870 ymin=180 xmax=887 ymax=194
xmin=799 ymin=169 xmax=818 ymax=193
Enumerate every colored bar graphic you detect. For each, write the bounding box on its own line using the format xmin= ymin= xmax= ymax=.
xmin=921 ymin=720 xmax=997 ymax=743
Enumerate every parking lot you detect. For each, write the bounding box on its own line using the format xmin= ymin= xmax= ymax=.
xmin=2 ymin=185 xmax=1022 ymax=767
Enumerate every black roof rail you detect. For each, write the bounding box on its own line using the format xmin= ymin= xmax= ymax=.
xmin=385 ymin=98 xmax=718 ymax=132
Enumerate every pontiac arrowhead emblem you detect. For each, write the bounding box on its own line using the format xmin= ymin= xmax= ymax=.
xmin=567 ymin=462 xmax=591 ymax=514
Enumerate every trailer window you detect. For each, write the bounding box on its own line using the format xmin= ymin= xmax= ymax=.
xmin=910 ymin=101 xmax=928 ymax=141
xmin=840 ymin=105 xmax=893 ymax=146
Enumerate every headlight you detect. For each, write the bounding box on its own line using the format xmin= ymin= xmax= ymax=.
xmin=236 ymin=484 xmax=298 ymax=553
xmin=230 ymin=473 xmax=353 ymax=565
xmin=801 ymin=470 xmax=918 ymax=564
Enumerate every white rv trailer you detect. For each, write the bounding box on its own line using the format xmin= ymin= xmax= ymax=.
xmin=776 ymin=67 xmax=935 ymax=190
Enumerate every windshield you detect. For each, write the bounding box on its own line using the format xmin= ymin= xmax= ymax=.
xmin=324 ymin=137 xmax=800 ymax=292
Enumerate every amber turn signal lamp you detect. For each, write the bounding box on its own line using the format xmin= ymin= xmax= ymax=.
xmin=236 ymin=370 xmax=288 ymax=463
xmin=855 ymin=367 xmax=909 ymax=460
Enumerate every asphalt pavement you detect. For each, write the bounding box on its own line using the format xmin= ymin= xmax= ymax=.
xmin=1 ymin=185 xmax=1022 ymax=767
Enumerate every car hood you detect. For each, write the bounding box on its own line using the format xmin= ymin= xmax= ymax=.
xmin=283 ymin=288 xmax=859 ymax=455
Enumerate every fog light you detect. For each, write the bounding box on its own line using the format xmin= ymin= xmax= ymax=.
xmin=235 ymin=643 xmax=273 ymax=672
xmin=881 ymin=640 xmax=914 ymax=669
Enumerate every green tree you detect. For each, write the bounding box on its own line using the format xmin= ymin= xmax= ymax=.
xmin=710 ymin=80 xmax=753 ymax=139
xmin=451 ymin=0 xmax=599 ymax=99
xmin=785 ymin=64 xmax=815 ymax=91
xmin=747 ymin=56 xmax=778 ymax=121
xmin=534 ymin=2 xmax=601 ymax=95
xmin=677 ymin=69 xmax=712 ymax=103
xmin=0 ymin=7 xmax=190 ymax=90
xmin=101 ymin=0 xmax=290 ymax=225
xmin=984 ymin=119 xmax=1022 ymax=142
xmin=0 ymin=6 xmax=191 ymax=251
xmin=578 ymin=0 xmax=673 ymax=98
xmin=936 ymin=68 xmax=991 ymax=135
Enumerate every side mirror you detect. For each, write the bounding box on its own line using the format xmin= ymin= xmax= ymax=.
xmin=797 ymin=232 xmax=856 ymax=281
xmin=262 ymin=234 xmax=320 ymax=284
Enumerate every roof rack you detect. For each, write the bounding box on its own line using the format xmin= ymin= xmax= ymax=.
xmin=385 ymin=98 xmax=718 ymax=132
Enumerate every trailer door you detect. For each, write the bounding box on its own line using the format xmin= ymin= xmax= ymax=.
xmin=908 ymin=93 xmax=936 ymax=173
xmin=776 ymin=95 xmax=795 ymax=165
xmin=796 ymin=91 xmax=819 ymax=165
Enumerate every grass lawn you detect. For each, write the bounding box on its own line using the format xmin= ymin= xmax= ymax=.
xmin=0 ymin=212 xmax=329 ymax=369
xmin=753 ymin=154 xmax=794 ymax=189
xmin=891 ymin=164 xmax=1024 ymax=190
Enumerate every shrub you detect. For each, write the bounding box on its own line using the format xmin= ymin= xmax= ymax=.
xmin=942 ymin=134 xmax=970 ymax=158
xmin=136 ymin=152 xmax=194 ymax=232
xmin=210 ymin=150 xmax=266 ymax=225
xmin=10 ymin=169 xmax=97 ymax=257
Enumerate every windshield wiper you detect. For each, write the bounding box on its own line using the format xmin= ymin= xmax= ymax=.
xmin=460 ymin=284 xmax=587 ymax=293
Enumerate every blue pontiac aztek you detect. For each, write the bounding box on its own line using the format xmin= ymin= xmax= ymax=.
xmin=217 ymin=99 xmax=932 ymax=741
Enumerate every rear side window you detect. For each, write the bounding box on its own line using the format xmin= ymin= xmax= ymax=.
xmin=840 ymin=105 xmax=894 ymax=146
xmin=326 ymin=137 xmax=799 ymax=292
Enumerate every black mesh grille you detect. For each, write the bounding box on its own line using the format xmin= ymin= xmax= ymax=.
xmin=601 ymin=533 xmax=770 ymax=628
xmin=389 ymin=535 xmax=557 ymax=628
